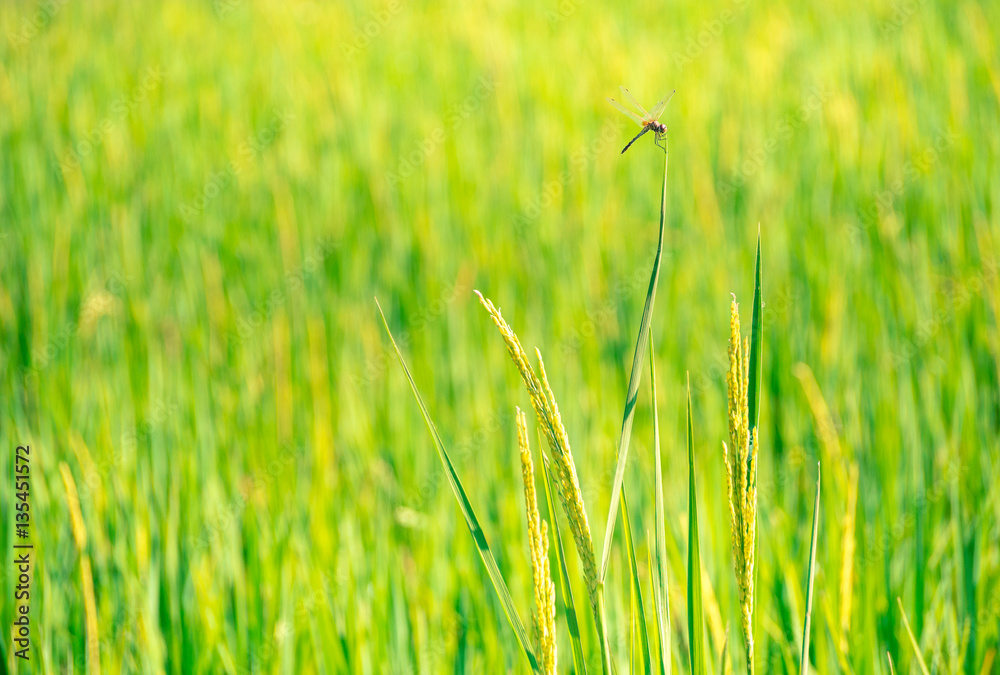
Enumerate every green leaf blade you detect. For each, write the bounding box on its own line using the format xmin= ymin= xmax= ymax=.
xmin=623 ymin=491 xmax=652 ymax=674
xmin=650 ymin=331 xmax=671 ymax=675
xmin=686 ymin=375 xmax=706 ymax=675
xmin=800 ymin=462 xmax=821 ymax=675
xmin=600 ymin=148 xmax=670 ymax=584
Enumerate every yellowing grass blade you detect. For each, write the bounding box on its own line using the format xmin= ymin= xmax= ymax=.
xmin=897 ymin=597 xmax=930 ymax=675
xmin=800 ymin=462 xmax=821 ymax=675
xmin=686 ymin=375 xmax=706 ymax=675
xmin=600 ymin=147 xmax=670 ymax=584
xmin=541 ymin=453 xmax=588 ymax=675
xmin=376 ymin=299 xmax=540 ymax=673
xmin=623 ymin=491 xmax=652 ymax=673
xmin=650 ymin=331 xmax=671 ymax=675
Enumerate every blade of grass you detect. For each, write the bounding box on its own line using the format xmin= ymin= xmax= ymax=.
xmin=600 ymin=146 xmax=670 ymax=584
xmin=648 ymin=546 xmax=665 ymax=674
xmin=748 ymin=229 xmax=763 ymax=667
xmin=800 ymin=462 xmax=821 ymax=675
xmin=376 ymin=298 xmax=540 ymax=673
xmin=650 ymin=330 xmax=671 ymax=675
xmin=747 ymin=228 xmax=763 ymax=431
xmin=540 ymin=452 xmax=588 ymax=675
xmin=887 ymin=652 xmax=897 ymax=675
xmin=623 ymin=491 xmax=652 ymax=674
xmin=897 ymin=597 xmax=930 ymax=675
xmin=686 ymin=374 xmax=706 ymax=675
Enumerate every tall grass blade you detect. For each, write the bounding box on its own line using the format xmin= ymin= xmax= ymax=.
xmin=650 ymin=330 xmax=671 ymax=675
xmin=800 ymin=462 xmax=821 ymax=675
xmin=686 ymin=374 xmax=707 ymax=675
xmin=376 ymin=298 xmax=540 ymax=673
xmin=897 ymin=597 xmax=930 ymax=675
xmin=747 ymin=229 xmax=763 ymax=431
xmin=540 ymin=453 xmax=588 ymax=675
xmin=748 ymin=229 xmax=763 ymax=668
xmin=623 ymin=491 xmax=652 ymax=673
xmin=600 ymin=147 xmax=670 ymax=583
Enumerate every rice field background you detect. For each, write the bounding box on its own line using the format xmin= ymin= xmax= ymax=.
xmin=1 ymin=0 xmax=999 ymax=672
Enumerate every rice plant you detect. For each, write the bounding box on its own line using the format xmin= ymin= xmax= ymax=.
xmin=379 ymin=130 xmax=807 ymax=674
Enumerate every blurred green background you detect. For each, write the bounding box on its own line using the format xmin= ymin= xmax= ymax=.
xmin=1 ymin=0 xmax=998 ymax=672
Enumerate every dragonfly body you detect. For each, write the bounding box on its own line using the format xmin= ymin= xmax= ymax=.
xmin=608 ymin=86 xmax=675 ymax=154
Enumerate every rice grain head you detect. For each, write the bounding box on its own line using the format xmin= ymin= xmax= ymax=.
xmin=517 ymin=408 xmax=557 ymax=674
xmin=476 ymin=291 xmax=601 ymax=616
xmin=723 ymin=297 xmax=758 ymax=672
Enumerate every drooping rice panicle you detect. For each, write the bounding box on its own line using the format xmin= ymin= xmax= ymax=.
xmin=476 ymin=291 xmax=610 ymax=671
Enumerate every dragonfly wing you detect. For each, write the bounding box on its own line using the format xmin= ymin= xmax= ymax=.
xmin=620 ymin=86 xmax=650 ymax=119
xmin=607 ymin=97 xmax=645 ymax=126
xmin=648 ymin=89 xmax=676 ymax=121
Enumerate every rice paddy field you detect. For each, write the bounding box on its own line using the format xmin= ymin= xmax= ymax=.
xmin=1 ymin=0 xmax=999 ymax=672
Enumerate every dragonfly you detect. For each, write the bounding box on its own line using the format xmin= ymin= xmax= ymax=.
xmin=607 ymin=86 xmax=676 ymax=154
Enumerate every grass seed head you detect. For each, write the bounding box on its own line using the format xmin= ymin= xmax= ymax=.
xmin=517 ymin=408 xmax=557 ymax=674
xmin=723 ymin=297 xmax=758 ymax=670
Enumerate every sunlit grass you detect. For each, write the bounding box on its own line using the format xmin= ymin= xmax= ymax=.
xmin=1 ymin=0 xmax=998 ymax=672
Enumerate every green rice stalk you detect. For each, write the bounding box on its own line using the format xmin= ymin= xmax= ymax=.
xmin=800 ymin=463 xmax=821 ymax=675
